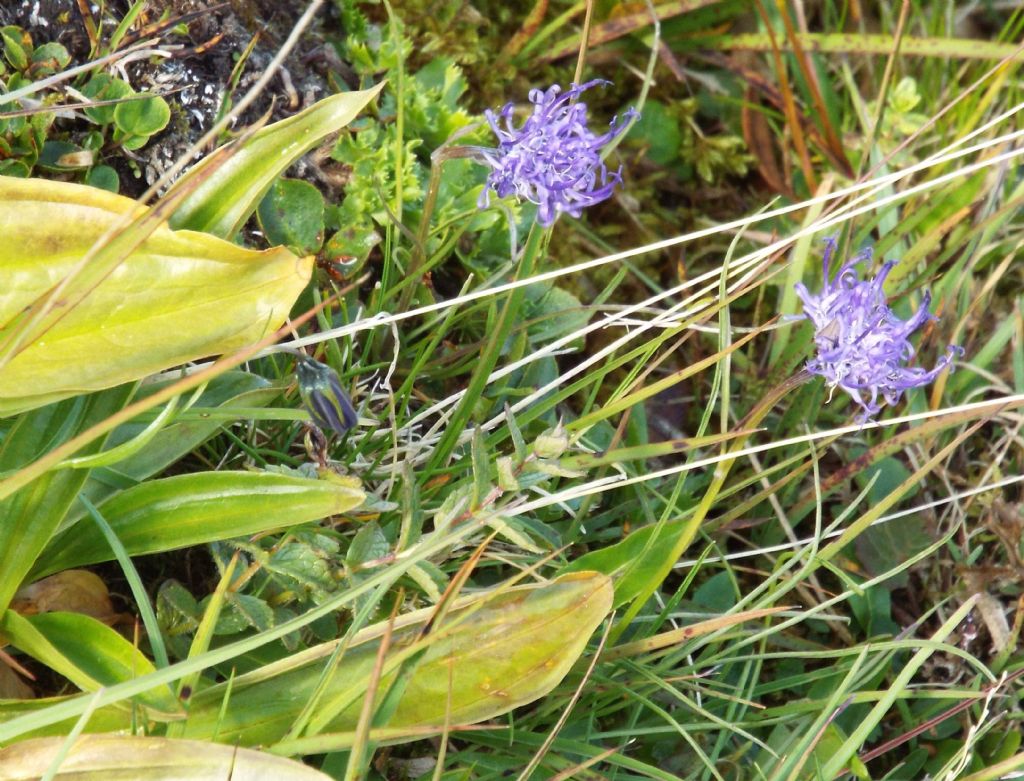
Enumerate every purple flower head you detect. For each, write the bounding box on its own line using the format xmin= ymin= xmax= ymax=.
xmin=795 ymin=238 xmax=963 ymax=419
xmin=478 ymin=80 xmax=638 ymax=227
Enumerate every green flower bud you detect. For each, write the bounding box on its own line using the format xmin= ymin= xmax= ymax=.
xmin=533 ymin=422 xmax=569 ymax=459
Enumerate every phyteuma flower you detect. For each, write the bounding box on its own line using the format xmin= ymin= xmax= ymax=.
xmin=794 ymin=238 xmax=963 ymax=419
xmin=478 ymin=80 xmax=638 ymax=227
xmin=296 ymin=356 xmax=358 ymax=436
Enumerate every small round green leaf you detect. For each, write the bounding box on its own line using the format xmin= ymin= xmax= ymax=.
xmin=257 ymin=177 xmax=326 ymax=255
xmin=626 ymin=99 xmax=681 ymax=166
xmin=81 ymin=73 xmax=133 ymax=125
xmin=28 ymin=41 xmax=70 ymax=78
xmin=114 ymin=93 xmax=171 ymax=138
xmin=0 ymin=159 xmax=29 ymax=177
xmin=86 ymin=164 xmax=120 ymax=193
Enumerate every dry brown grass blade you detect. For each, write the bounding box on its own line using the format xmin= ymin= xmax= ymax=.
xmin=117 ymin=2 xmax=231 ymax=51
xmin=540 ymin=0 xmax=723 ymax=62
xmin=603 ymin=606 xmax=790 ymax=661
xmin=857 ymin=668 xmax=1024 ymax=764
xmin=72 ymin=0 xmax=100 ymax=51
xmin=549 ymin=746 xmax=620 ymax=781
xmin=416 ymin=532 xmax=497 ymax=642
xmin=741 ymin=85 xmax=793 ymax=197
xmin=753 ymin=0 xmax=817 ymax=192
xmin=0 ymin=88 xmax=186 ymax=119
xmin=773 ymin=0 xmax=853 ymax=178
xmin=499 ymin=0 xmax=550 ymax=59
xmin=704 ymin=50 xmax=852 ymax=177
xmin=345 ymin=595 xmax=401 ymax=776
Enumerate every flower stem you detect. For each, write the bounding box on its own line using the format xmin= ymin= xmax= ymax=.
xmin=426 ymin=223 xmax=547 ymax=470
xmin=396 ymin=145 xmax=481 ymax=312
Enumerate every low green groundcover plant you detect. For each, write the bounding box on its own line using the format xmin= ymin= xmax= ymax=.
xmin=0 ymin=2 xmax=1022 ymax=780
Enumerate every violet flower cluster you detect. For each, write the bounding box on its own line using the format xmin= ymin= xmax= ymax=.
xmin=795 ymin=239 xmax=963 ymax=419
xmin=478 ymin=80 xmax=638 ymax=226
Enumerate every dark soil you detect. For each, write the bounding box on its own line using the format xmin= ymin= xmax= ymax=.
xmin=2 ymin=0 xmax=353 ymax=194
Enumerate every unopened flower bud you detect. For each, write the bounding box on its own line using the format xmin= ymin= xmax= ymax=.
xmin=297 ymin=357 xmax=358 ymax=436
xmin=534 ymin=422 xmax=569 ymax=459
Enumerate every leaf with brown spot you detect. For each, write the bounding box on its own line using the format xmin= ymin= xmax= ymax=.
xmin=11 ymin=571 xmax=114 ymax=622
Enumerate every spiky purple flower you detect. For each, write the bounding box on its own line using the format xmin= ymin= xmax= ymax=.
xmin=478 ymin=80 xmax=637 ymax=227
xmin=795 ymin=239 xmax=963 ymax=419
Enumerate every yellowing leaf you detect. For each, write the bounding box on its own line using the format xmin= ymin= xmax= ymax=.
xmin=0 ymin=177 xmax=312 ymax=415
xmin=183 ymin=572 xmax=613 ymax=745
xmin=0 ymin=735 xmax=333 ymax=780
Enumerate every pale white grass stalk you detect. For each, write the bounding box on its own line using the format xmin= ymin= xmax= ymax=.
xmin=405 ymin=238 xmax=747 ymax=445
xmin=504 ymin=394 xmax=1024 ymax=517
xmin=940 ymin=672 xmax=1007 ymax=780
xmin=672 ymin=472 xmax=1024 ymax=570
xmin=586 ymin=307 xmax=776 ymax=332
xmin=275 ymin=112 xmax=1024 ymax=355
xmin=741 ymin=449 xmax=799 ymax=547
xmin=470 ymin=139 xmax=1024 ymax=443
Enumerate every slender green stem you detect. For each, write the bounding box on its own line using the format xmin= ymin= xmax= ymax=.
xmin=80 ymin=494 xmax=170 ymax=669
xmin=397 ymin=158 xmax=444 ymax=312
xmin=395 ymin=144 xmax=482 ymax=310
xmin=610 ymin=370 xmax=812 ymax=643
xmin=428 ymin=224 xmax=547 ymax=470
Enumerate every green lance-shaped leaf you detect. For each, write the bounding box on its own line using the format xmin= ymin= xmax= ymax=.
xmin=0 ymin=177 xmax=312 ymax=416
xmin=0 ymin=611 xmax=180 ymax=715
xmin=0 ymin=735 xmax=334 ymax=781
xmin=0 ymin=698 xmax=132 ymax=742
xmin=31 ymin=471 xmax=365 ymax=579
xmin=168 ymin=84 xmax=384 ymax=239
xmin=182 ymin=571 xmax=613 ymax=746
xmin=562 ymin=518 xmax=690 ymax=608
xmin=0 ymin=386 xmax=132 ymax=616
xmin=69 ymin=372 xmax=285 ymax=526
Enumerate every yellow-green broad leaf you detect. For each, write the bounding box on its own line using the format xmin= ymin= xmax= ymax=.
xmin=182 ymin=571 xmax=613 ymax=746
xmin=31 ymin=472 xmax=365 ymax=580
xmin=0 ymin=176 xmax=312 ymax=416
xmin=0 ymin=735 xmax=333 ymax=780
xmin=168 ymin=84 xmax=384 ymax=239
